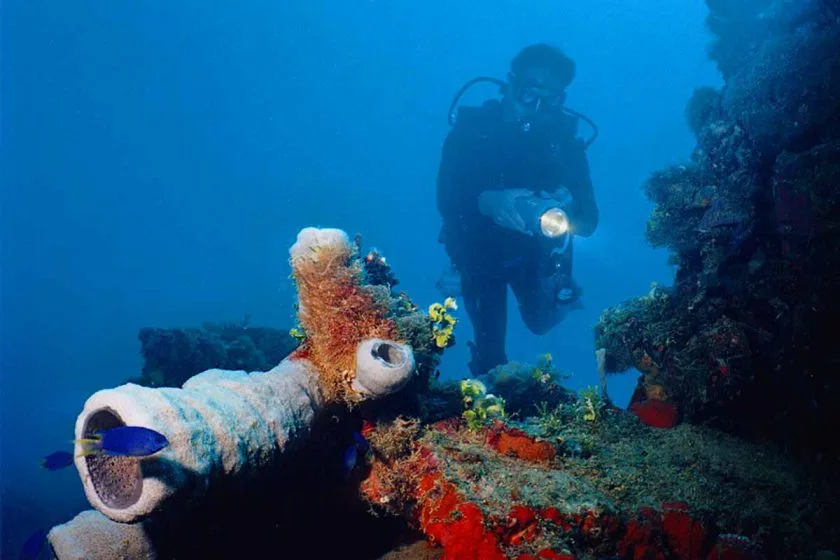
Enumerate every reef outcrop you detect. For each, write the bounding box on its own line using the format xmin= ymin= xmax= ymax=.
xmin=128 ymin=321 xmax=298 ymax=389
xmin=595 ymin=0 xmax=840 ymax=460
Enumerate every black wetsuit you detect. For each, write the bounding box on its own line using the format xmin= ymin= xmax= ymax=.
xmin=436 ymin=99 xmax=599 ymax=376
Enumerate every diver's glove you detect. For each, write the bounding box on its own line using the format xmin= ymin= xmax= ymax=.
xmin=435 ymin=264 xmax=462 ymax=298
xmin=545 ymin=187 xmax=574 ymax=210
xmin=477 ymin=189 xmax=534 ymax=235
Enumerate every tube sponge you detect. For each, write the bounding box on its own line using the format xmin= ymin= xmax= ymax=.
xmin=289 ymin=227 xmax=414 ymax=404
xmin=74 ymin=359 xmax=324 ymax=523
xmin=352 ymin=338 xmax=416 ymax=398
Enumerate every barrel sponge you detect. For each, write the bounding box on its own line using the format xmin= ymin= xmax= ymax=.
xmin=289 ymin=227 xmax=402 ymax=404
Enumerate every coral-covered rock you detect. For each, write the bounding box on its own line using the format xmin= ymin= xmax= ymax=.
xmin=478 ymin=356 xmax=574 ymax=416
xmin=706 ymin=534 xmax=764 ymax=560
xmin=359 ymin=419 xmax=615 ymax=558
xmin=358 ymin=410 xmax=839 ymax=558
xmin=133 ymin=323 xmax=297 ymax=388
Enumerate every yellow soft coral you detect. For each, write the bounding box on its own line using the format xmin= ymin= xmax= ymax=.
xmin=531 ymin=353 xmax=554 ymax=384
xmin=459 ymin=378 xmax=487 ymax=406
xmin=577 ymin=386 xmax=604 ymax=423
xmin=459 ymin=377 xmax=505 ymax=429
xmin=429 ymin=297 xmax=458 ymax=348
xmin=289 ymin=327 xmax=306 ymax=342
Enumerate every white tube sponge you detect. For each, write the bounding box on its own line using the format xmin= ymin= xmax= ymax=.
xmin=74 ymin=358 xmax=324 ymax=523
xmin=48 ymin=510 xmax=157 ymax=560
xmin=352 ymin=338 xmax=416 ymax=398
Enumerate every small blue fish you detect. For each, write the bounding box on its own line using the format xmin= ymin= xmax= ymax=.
xmin=78 ymin=426 xmax=168 ymax=458
xmin=19 ymin=528 xmax=46 ymax=560
xmin=342 ymin=431 xmax=370 ymax=475
xmin=40 ymin=450 xmax=74 ymax=471
xmin=343 ymin=445 xmax=359 ymax=474
xmin=352 ymin=430 xmax=370 ymax=453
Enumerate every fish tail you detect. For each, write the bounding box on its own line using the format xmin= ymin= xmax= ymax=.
xmin=75 ymin=437 xmax=102 ymax=458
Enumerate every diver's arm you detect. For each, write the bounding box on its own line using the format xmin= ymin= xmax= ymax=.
xmin=563 ymin=140 xmax=599 ymax=237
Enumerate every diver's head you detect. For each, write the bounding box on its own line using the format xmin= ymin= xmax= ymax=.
xmin=503 ymin=43 xmax=575 ymax=129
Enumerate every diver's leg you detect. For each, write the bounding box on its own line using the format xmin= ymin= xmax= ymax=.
xmin=510 ymin=249 xmax=576 ymax=336
xmin=460 ymin=267 xmax=508 ymax=376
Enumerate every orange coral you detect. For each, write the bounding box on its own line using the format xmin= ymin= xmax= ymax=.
xmin=498 ymin=505 xmax=540 ymax=546
xmin=417 ymin=472 xmax=506 ymax=560
xmin=485 ymin=421 xmax=557 ymax=464
xmin=289 ymin=234 xmax=399 ymax=403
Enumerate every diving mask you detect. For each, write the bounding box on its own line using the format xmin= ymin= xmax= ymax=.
xmin=516 ymin=85 xmax=566 ymax=113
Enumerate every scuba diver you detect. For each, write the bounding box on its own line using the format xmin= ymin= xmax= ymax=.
xmin=435 ymin=43 xmax=600 ymax=377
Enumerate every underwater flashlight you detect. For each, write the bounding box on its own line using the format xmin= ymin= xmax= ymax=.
xmin=515 ymin=193 xmax=572 ymax=253
xmin=516 ymin=195 xmax=571 ymax=238
xmin=539 ymin=208 xmax=570 ymax=238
